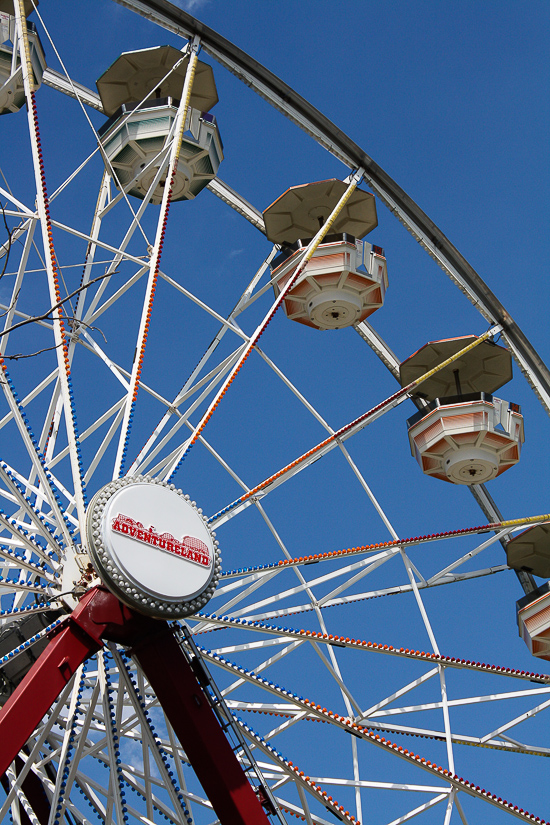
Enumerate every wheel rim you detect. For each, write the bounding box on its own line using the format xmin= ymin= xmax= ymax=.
xmin=0 ymin=2 xmax=548 ymax=823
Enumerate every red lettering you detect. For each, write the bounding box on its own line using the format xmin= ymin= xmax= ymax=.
xmin=110 ymin=513 xmax=210 ymax=567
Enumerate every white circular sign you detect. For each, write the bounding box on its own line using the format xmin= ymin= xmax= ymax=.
xmin=86 ymin=477 xmax=220 ymax=618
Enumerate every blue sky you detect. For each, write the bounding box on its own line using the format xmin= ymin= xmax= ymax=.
xmin=1 ymin=1 xmax=549 ymax=823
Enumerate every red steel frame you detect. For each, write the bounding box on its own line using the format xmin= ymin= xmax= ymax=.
xmin=0 ymin=586 xmax=272 ymax=825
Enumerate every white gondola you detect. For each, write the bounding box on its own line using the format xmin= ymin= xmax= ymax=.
xmin=0 ymin=15 xmax=45 ymax=115
xmin=96 ymin=45 xmax=223 ymax=203
xmin=262 ymin=178 xmax=386 ymax=330
xmin=517 ymin=583 xmax=550 ymax=662
xmin=98 ymin=101 xmax=223 ymax=203
xmin=269 ymin=234 xmax=388 ymax=330
xmin=407 ymin=392 xmax=524 ymax=484
xmin=400 ymin=335 xmax=523 ymax=484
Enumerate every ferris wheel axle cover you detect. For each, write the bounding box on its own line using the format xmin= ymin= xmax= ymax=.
xmin=96 ymin=45 xmax=218 ymax=117
xmin=86 ymin=476 xmax=221 ymax=618
xmin=507 ymin=523 xmax=550 ymax=579
xmin=399 ymin=335 xmax=513 ymax=402
xmin=263 ymin=179 xmax=377 ymax=244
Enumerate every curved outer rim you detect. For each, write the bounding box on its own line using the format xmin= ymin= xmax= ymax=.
xmin=113 ymin=0 xmax=550 ymax=415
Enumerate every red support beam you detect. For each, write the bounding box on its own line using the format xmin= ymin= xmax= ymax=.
xmin=0 ymin=591 xmax=105 ymax=777
xmin=129 ymin=622 xmax=270 ymax=825
xmin=0 ymin=587 xmax=272 ymax=824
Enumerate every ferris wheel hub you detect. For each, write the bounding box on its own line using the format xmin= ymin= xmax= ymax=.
xmin=85 ymin=476 xmax=220 ymax=618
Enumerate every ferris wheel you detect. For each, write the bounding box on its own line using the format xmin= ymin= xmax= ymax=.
xmin=0 ymin=1 xmax=549 ymax=823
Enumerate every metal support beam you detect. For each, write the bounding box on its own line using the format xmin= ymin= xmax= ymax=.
xmin=0 ymin=587 xmax=272 ymax=825
xmin=0 ymin=598 xmax=104 ymax=776
xmin=130 ymin=621 xmax=272 ymax=824
xmin=0 ymin=756 xmax=51 ymax=825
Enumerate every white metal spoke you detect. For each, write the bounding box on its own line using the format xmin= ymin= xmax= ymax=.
xmin=159 ymin=271 xmax=249 ymax=341
xmin=220 ymin=640 xmax=305 ymax=698
xmin=5 ymin=765 xmax=41 ymax=825
xmin=113 ymin=41 xmax=202 ymax=479
xmin=83 ymin=264 xmax=148 ymax=326
xmin=0 ymin=187 xmax=34 ymax=216
xmin=360 ymin=668 xmax=439 ymax=721
xmin=110 ymin=646 xmax=190 ymax=823
xmin=262 ymin=710 xmax=308 ymax=743
xmin=135 ymin=345 xmax=248 ymax=477
xmin=454 ymin=795 xmax=470 ymax=825
xmin=310 ymin=641 xmax=363 ymax=716
xmin=385 ymin=793 xmax=448 ymax=825
xmin=369 ymin=685 xmax=550 ymax=717
xmin=14 ymin=6 xmax=86 ymax=527
xmin=162 ymin=172 xmax=364 ymax=480
xmin=255 ymin=343 xmax=406 ymax=542
xmin=0 ymin=368 xmax=57 ymax=440
xmin=2 ymin=220 xmax=36 ymax=349
xmin=0 ymin=680 xmax=75 ymax=821
xmin=249 ymin=565 xmax=509 ymax=621
xmin=128 ymin=245 xmax=276 ymax=476
xmin=480 ymin=695 xmax=550 ymax=744
xmin=443 ymin=791 xmax=456 ymax=825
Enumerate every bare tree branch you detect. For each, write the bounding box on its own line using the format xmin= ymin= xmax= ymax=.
xmin=0 ymin=287 xmax=21 ymax=320
xmin=0 ymin=270 xmax=116 ymax=343
xmin=4 ymin=343 xmax=63 ymax=360
xmin=67 ymin=317 xmax=107 ymax=343
xmin=1 ymin=202 xmax=13 ymax=281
